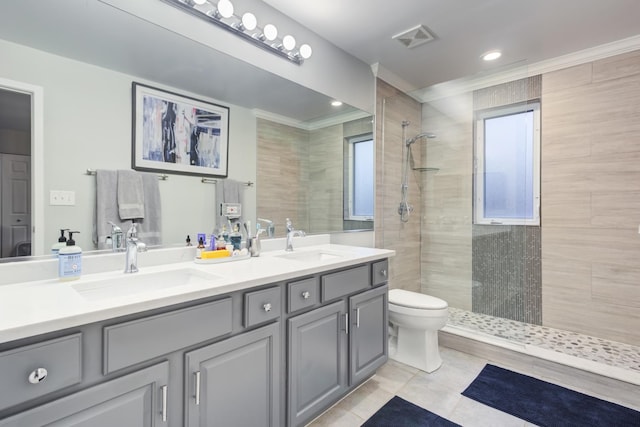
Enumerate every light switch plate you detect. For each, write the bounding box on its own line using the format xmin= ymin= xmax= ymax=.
xmin=50 ymin=190 xmax=76 ymax=206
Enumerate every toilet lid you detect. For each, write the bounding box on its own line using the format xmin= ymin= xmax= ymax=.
xmin=389 ymin=289 xmax=448 ymax=310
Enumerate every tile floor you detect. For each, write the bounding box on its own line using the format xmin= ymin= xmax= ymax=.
xmin=308 ymin=309 xmax=640 ymax=426
xmin=307 ymin=347 xmax=539 ymax=427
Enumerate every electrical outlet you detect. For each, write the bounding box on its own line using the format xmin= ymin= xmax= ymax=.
xmin=50 ymin=190 xmax=76 ymax=206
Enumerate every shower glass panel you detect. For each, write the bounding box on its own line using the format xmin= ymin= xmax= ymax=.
xmin=379 ymin=65 xmax=538 ymax=343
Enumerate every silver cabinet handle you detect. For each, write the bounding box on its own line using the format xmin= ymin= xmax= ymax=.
xmin=356 ymin=307 xmax=361 ymax=328
xmin=380 ymin=269 xmax=387 ymax=277
xmin=161 ymin=385 xmax=168 ymax=422
xmin=263 ymin=303 xmax=272 ymax=312
xmin=194 ymin=371 xmax=201 ymax=406
xmin=28 ymin=367 xmax=48 ymax=384
xmin=301 ymin=291 xmax=310 ymax=300
xmin=344 ymin=313 xmax=349 ymax=335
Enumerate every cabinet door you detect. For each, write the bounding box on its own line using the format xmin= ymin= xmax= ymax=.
xmin=185 ymin=322 xmax=280 ymax=427
xmin=288 ymin=300 xmax=348 ymax=427
xmin=349 ymin=285 xmax=388 ymax=385
xmin=0 ymin=362 xmax=169 ymax=427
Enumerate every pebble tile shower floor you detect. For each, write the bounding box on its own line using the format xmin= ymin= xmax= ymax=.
xmin=447 ymin=307 xmax=640 ymax=373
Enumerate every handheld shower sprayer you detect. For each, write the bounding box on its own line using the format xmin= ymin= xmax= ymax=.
xmin=399 ymin=122 xmax=437 ymax=222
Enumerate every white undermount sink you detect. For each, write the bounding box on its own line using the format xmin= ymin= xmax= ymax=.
xmin=72 ymin=268 xmax=221 ymax=301
xmin=276 ymin=249 xmax=346 ymax=263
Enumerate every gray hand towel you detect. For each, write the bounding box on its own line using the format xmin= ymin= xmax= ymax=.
xmin=94 ymin=169 xmax=126 ymax=249
xmin=117 ymin=170 xmax=145 ymax=220
xmin=216 ymin=179 xmax=243 ymax=231
xmin=137 ymin=172 xmax=162 ymax=247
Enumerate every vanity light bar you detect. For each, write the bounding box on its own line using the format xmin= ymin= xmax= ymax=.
xmin=162 ymin=0 xmax=312 ymax=65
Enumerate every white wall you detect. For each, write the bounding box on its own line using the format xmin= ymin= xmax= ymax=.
xmin=0 ymin=39 xmax=256 ymax=252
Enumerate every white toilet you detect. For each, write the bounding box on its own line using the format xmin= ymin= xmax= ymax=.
xmin=388 ymin=289 xmax=448 ymax=373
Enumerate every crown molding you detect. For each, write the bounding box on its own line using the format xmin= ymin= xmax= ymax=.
xmin=411 ymin=34 xmax=640 ymax=103
xmin=253 ymin=108 xmax=370 ymax=131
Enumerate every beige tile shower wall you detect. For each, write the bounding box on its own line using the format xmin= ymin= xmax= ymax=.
xmin=308 ymin=124 xmax=343 ymax=234
xmin=256 ymin=118 xmax=310 ymax=237
xmin=420 ymin=94 xmax=474 ymax=309
xmin=375 ymin=79 xmax=423 ymax=293
xmin=541 ymin=50 xmax=640 ymax=346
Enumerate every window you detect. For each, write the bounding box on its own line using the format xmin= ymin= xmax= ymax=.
xmin=474 ymin=102 xmax=540 ymax=225
xmin=345 ymin=134 xmax=374 ymax=220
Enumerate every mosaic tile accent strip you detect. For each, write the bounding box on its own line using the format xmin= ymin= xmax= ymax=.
xmin=447 ymin=307 xmax=640 ymax=373
xmin=471 ymin=225 xmax=542 ymax=324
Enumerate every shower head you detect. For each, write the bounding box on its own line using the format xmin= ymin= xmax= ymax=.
xmin=406 ymin=132 xmax=436 ymax=146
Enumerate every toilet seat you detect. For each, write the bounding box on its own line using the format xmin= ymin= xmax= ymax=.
xmin=389 ymin=289 xmax=448 ymax=310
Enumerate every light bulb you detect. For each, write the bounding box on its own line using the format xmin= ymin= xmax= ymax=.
xmin=192 ymin=0 xmax=207 ymax=5
xmin=299 ymin=44 xmax=312 ymax=59
xmin=282 ymin=35 xmax=296 ymax=51
xmin=241 ymin=12 xmax=257 ymax=31
xmin=263 ymin=24 xmax=278 ymax=41
xmin=217 ymin=0 xmax=234 ymax=18
xmin=482 ymin=50 xmax=502 ymax=61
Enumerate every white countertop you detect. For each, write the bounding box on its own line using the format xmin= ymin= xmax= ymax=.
xmin=0 ymin=242 xmax=394 ymax=344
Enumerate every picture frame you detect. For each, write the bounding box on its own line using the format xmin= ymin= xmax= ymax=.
xmin=132 ymin=82 xmax=229 ymax=177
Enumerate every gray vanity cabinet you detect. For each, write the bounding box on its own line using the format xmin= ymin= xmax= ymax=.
xmin=287 ymin=300 xmax=349 ymax=427
xmin=349 ymin=284 xmax=388 ymax=384
xmin=288 ymin=261 xmax=389 ymax=427
xmin=184 ymin=322 xmax=280 ymax=427
xmin=0 ymin=362 xmax=169 ymax=427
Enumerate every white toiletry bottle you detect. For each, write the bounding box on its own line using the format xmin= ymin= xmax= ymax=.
xmin=51 ymin=228 xmax=69 ymax=256
xmin=58 ymin=231 xmax=82 ymax=281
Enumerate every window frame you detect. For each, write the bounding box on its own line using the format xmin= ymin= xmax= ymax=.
xmin=344 ymin=133 xmax=374 ymax=221
xmin=474 ymin=102 xmax=541 ymax=226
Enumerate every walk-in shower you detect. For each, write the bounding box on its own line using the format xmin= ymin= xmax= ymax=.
xmin=399 ymin=121 xmax=436 ymax=222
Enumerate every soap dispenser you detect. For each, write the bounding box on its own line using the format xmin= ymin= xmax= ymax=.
xmin=58 ymin=231 xmax=82 ymax=281
xmin=51 ymin=228 xmax=69 ymax=256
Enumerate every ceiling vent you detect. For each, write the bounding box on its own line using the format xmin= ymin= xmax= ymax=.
xmin=392 ymin=24 xmax=436 ymax=49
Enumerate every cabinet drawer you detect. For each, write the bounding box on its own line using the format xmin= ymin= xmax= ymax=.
xmin=244 ymin=286 xmax=281 ymax=328
xmin=288 ymin=277 xmax=319 ymax=313
xmin=321 ymin=265 xmax=370 ymax=302
xmin=0 ymin=333 xmax=82 ymax=412
xmin=372 ymin=259 xmax=389 ymax=286
xmin=104 ymin=298 xmax=232 ymax=374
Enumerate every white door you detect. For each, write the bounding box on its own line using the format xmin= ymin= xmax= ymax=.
xmin=1 ymin=154 xmax=31 ymax=257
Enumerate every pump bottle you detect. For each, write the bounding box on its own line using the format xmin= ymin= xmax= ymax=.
xmin=58 ymin=231 xmax=82 ymax=281
xmin=51 ymin=229 xmax=69 ymax=256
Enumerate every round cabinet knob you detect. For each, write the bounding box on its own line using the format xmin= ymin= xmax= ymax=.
xmin=263 ymin=303 xmax=272 ymax=312
xmin=301 ymin=291 xmax=311 ymax=300
xmin=380 ymin=269 xmax=387 ymax=277
xmin=28 ymin=367 xmax=48 ymax=384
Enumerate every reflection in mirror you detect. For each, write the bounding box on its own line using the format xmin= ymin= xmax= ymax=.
xmin=0 ymin=0 xmax=375 ymax=262
xmin=0 ymin=88 xmax=31 ymax=259
xmin=256 ymin=114 xmax=374 ymax=237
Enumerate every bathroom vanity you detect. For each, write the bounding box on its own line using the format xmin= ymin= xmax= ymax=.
xmin=0 ymin=241 xmax=393 ymax=426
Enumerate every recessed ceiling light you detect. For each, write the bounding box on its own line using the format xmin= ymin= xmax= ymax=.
xmin=482 ymin=50 xmax=502 ymax=61
xmin=331 ymin=100 xmax=343 ymax=107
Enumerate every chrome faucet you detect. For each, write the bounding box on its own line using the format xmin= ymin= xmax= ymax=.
xmin=285 ymin=218 xmax=305 ymax=252
xmin=106 ymin=221 xmax=124 ymax=252
xmin=124 ymin=222 xmax=147 ymax=273
xmin=257 ymin=218 xmax=275 ymax=238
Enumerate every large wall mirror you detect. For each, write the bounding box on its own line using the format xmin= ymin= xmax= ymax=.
xmin=0 ymin=0 xmax=374 ymax=261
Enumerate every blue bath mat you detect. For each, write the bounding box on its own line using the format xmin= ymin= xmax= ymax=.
xmin=462 ymin=364 xmax=640 ymax=426
xmin=362 ymin=396 xmax=460 ymax=426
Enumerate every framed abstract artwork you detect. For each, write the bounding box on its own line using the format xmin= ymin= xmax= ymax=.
xmin=132 ymin=82 xmax=229 ymax=177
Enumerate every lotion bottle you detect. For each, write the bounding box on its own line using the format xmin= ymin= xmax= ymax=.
xmin=51 ymin=228 xmax=69 ymax=256
xmin=58 ymin=231 xmax=82 ymax=281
